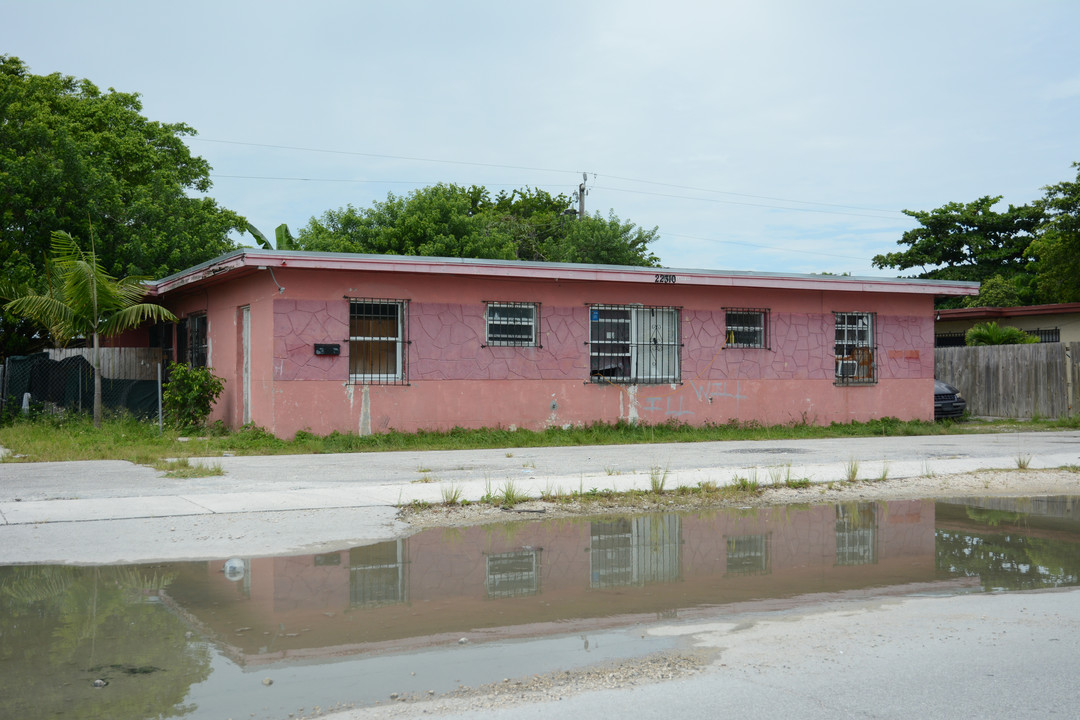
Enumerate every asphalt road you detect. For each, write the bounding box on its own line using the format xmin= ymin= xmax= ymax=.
xmin=338 ymin=588 xmax=1080 ymax=720
xmin=1 ymin=430 xmax=1078 ymax=564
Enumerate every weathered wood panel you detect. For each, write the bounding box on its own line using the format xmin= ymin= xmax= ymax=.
xmin=47 ymin=348 xmax=167 ymax=381
xmin=935 ymin=343 xmax=1072 ymax=419
xmin=1069 ymin=342 xmax=1079 ymax=418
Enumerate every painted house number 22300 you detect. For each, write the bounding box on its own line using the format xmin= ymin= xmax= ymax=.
xmin=654 ymin=274 xmax=677 ymax=284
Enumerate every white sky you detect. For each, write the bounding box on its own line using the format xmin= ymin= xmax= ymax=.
xmin=3 ymin=0 xmax=1078 ymax=276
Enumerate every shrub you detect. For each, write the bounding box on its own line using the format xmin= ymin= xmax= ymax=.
xmin=162 ymin=362 xmax=224 ymax=430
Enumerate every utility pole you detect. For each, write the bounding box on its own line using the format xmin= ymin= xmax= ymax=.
xmin=575 ymin=172 xmax=587 ymax=219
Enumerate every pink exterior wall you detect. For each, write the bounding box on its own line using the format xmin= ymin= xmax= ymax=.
xmin=162 ymin=266 xmax=939 ymax=438
xmin=174 ymin=500 xmax=937 ymax=659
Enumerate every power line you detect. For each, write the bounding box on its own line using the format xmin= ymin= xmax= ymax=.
xmin=662 ymin=231 xmax=874 ymax=261
xmin=195 ymin=138 xmax=579 ymax=176
xmin=195 ymin=137 xmax=907 ymax=217
xmin=591 ymin=185 xmax=904 ymax=221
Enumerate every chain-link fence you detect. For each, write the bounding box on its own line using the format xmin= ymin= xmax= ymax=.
xmin=0 ymin=347 xmax=168 ymax=420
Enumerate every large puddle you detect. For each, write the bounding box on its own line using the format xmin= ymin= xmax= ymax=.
xmin=2 ymin=496 xmax=1079 ymax=719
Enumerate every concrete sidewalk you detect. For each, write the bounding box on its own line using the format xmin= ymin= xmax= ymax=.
xmin=1 ymin=430 xmax=1078 ymax=564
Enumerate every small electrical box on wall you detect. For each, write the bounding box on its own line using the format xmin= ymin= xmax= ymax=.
xmin=313 ymin=343 xmax=340 ymax=356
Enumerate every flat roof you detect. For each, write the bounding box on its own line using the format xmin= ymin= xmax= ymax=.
xmin=937 ymin=302 xmax=1080 ymax=320
xmin=149 ymin=248 xmax=981 ymax=297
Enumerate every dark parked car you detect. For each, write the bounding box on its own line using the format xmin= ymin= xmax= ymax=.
xmin=934 ymin=379 xmax=966 ymax=420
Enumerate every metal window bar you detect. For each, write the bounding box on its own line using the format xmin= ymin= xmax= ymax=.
xmin=725 ymin=534 xmax=771 ymax=576
xmin=347 ymin=298 xmax=409 ymax=385
xmin=485 ymin=550 xmax=541 ymax=598
xmin=1033 ymin=327 xmax=1060 ymax=343
xmin=349 ymin=541 xmax=407 ymax=607
xmin=588 ymin=304 xmax=681 ymax=384
xmin=187 ymin=314 xmax=208 ymax=368
xmin=935 ymin=331 xmax=966 ymax=348
xmin=835 ymin=503 xmax=878 ymax=566
xmin=723 ymin=307 xmax=769 ymax=349
xmin=834 ymin=312 xmax=876 ymax=385
xmin=484 ymin=301 xmax=540 ymax=347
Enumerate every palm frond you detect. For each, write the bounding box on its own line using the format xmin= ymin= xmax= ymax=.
xmin=102 ymin=303 xmax=177 ymax=335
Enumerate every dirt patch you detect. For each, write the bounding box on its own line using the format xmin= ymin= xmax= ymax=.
xmin=399 ymin=467 xmax=1080 ymax=528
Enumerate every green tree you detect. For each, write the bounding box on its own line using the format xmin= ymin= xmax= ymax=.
xmin=1029 ymin=161 xmax=1080 ymax=303
xmin=0 ymin=55 xmax=244 ymax=356
xmin=872 ymin=196 xmax=1044 ymax=307
xmin=964 ymin=321 xmax=1039 ymax=346
xmin=297 ymin=183 xmax=660 ymax=266
xmin=2 ymin=231 xmax=177 ymax=426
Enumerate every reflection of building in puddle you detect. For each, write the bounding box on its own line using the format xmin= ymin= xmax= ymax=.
xmin=835 ymin=502 xmax=878 ymax=566
xmin=725 ymin=533 xmax=770 ymax=576
xmin=162 ymin=500 xmax=954 ymax=664
xmin=590 ymin=515 xmax=681 ymax=588
xmin=485 ymin=549 xmax=541 ymax=598
xmin=351 ymin=541 xmax=408 ymax=607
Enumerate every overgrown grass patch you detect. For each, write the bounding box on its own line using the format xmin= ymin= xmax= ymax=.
xmin=3 ymin=412 xmax=1076 ymax=464
xmin=151 ymin=458 xmax=224 ymax=478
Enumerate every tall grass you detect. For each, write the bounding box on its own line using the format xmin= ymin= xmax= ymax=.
xmin=1 ymin=412 xmax=1074 ymax=464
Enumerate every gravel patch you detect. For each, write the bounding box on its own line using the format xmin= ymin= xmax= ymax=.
xmin=400 ymin=467 xmax=1080 ymax=529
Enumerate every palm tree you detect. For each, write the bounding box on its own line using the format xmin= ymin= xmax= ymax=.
xmin=2 ymin=231 xmax=177 ymax=426
xmin=964 ymin=321 xmax=1040 ymax=346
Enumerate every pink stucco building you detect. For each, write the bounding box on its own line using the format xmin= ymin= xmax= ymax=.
xmin=145 ymin=249 xmax=977 ymax=438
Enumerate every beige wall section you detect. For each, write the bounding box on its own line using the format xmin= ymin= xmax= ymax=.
xmin=936 ymin=311 xmax=1080 ymax=344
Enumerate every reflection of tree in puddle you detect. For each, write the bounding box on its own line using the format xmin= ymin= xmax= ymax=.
xmin=936 ymin=530 xmax=1080 ymax=591
xmin=0 ymin=566 xmax=211 ymax=720
xmin=964 ymin=507 xmax=1024 ymax=527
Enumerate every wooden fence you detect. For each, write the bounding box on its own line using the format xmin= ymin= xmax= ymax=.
xmin=935 ymin=342 xmax=1079 ymax=419
xmin=46 ymin=347 xmax=168 ymax=381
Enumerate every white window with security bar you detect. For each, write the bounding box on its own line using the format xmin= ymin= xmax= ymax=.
xmin=484 ymin=302 xmax=540 ymax=347
xmin=589 ymin=304 xmax=680 ymax=384
xmin=348 ymin=298 xmax=408 ymax=384
xmin=724 ymin=308 xmax=768 ymax=348
xmin=834 ymin=311 xmax=876 ymax=384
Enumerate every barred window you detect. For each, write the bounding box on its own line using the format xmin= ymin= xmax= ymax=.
xmin=589 ymin=305 xmax=680 ymax=384
xmin=725 ymin=534 xmax=771 ymax=576
xmin=349 ymin=299 xmax=408 ymax=384
xmin=177 ymin=313 xmax=207 ymax=367
xmin=834 ymin=312 xmax=876 ymax=385
xmin=835 ymin=503 xmax=878 ymax=566
xmin=350 ymin=541 xmax=407 ymax=607
xmin=485 ymin=550 xmax=541 ymax=598
xmin=724 ymin=308 xmax=768 ymax=348
xmin=1032 ymin=327 xmax=1060 ymax=343
xmin=485 ymin=302 xmax=539 ymax=347
xmin=935 ymin=332 xmax=966 ymax=348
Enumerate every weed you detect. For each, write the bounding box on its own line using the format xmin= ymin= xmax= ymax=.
xmin=522 ymin=461 xmax=536 ymax=469
xmin=649 ymin=465 xmax=669 ymax=493
xmin=785 ymin=477 xmax=811 ymax=489
xmin=921 ymin=461 xmax=936 ymax=478
xmin=440 ymin=484 xmax=463 ymax=505
xmin=152 ymin=458 xmax=224 ymax=478
xmin=604 ymin=466 xmax=621 ymax=476
xmin=1016 ymin=453 xmax=1032 ymax=469
xmin=878 ymin=461 xmax=890 ymax=482
xmin=844 ymin=457 xmax=859 ymax=483
xmin=768 ymin=464 xmax=792 ymax=486
xmin=505 ymin=452 xmax=514 ymax=458
xmin=697 ymin=479 xmax=719 ymax=493
xmin=732 ymin=475 xmax=760 ymax=493
xmin=410 ymin=499 xmax=432 ymax=510
xmin=498 ymin=479 xmax=528 ymax=507
xmin=416 ymin=465 xmax=432 ymax=473
xmin=414 ymin=473 xmax=436 ymax=483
